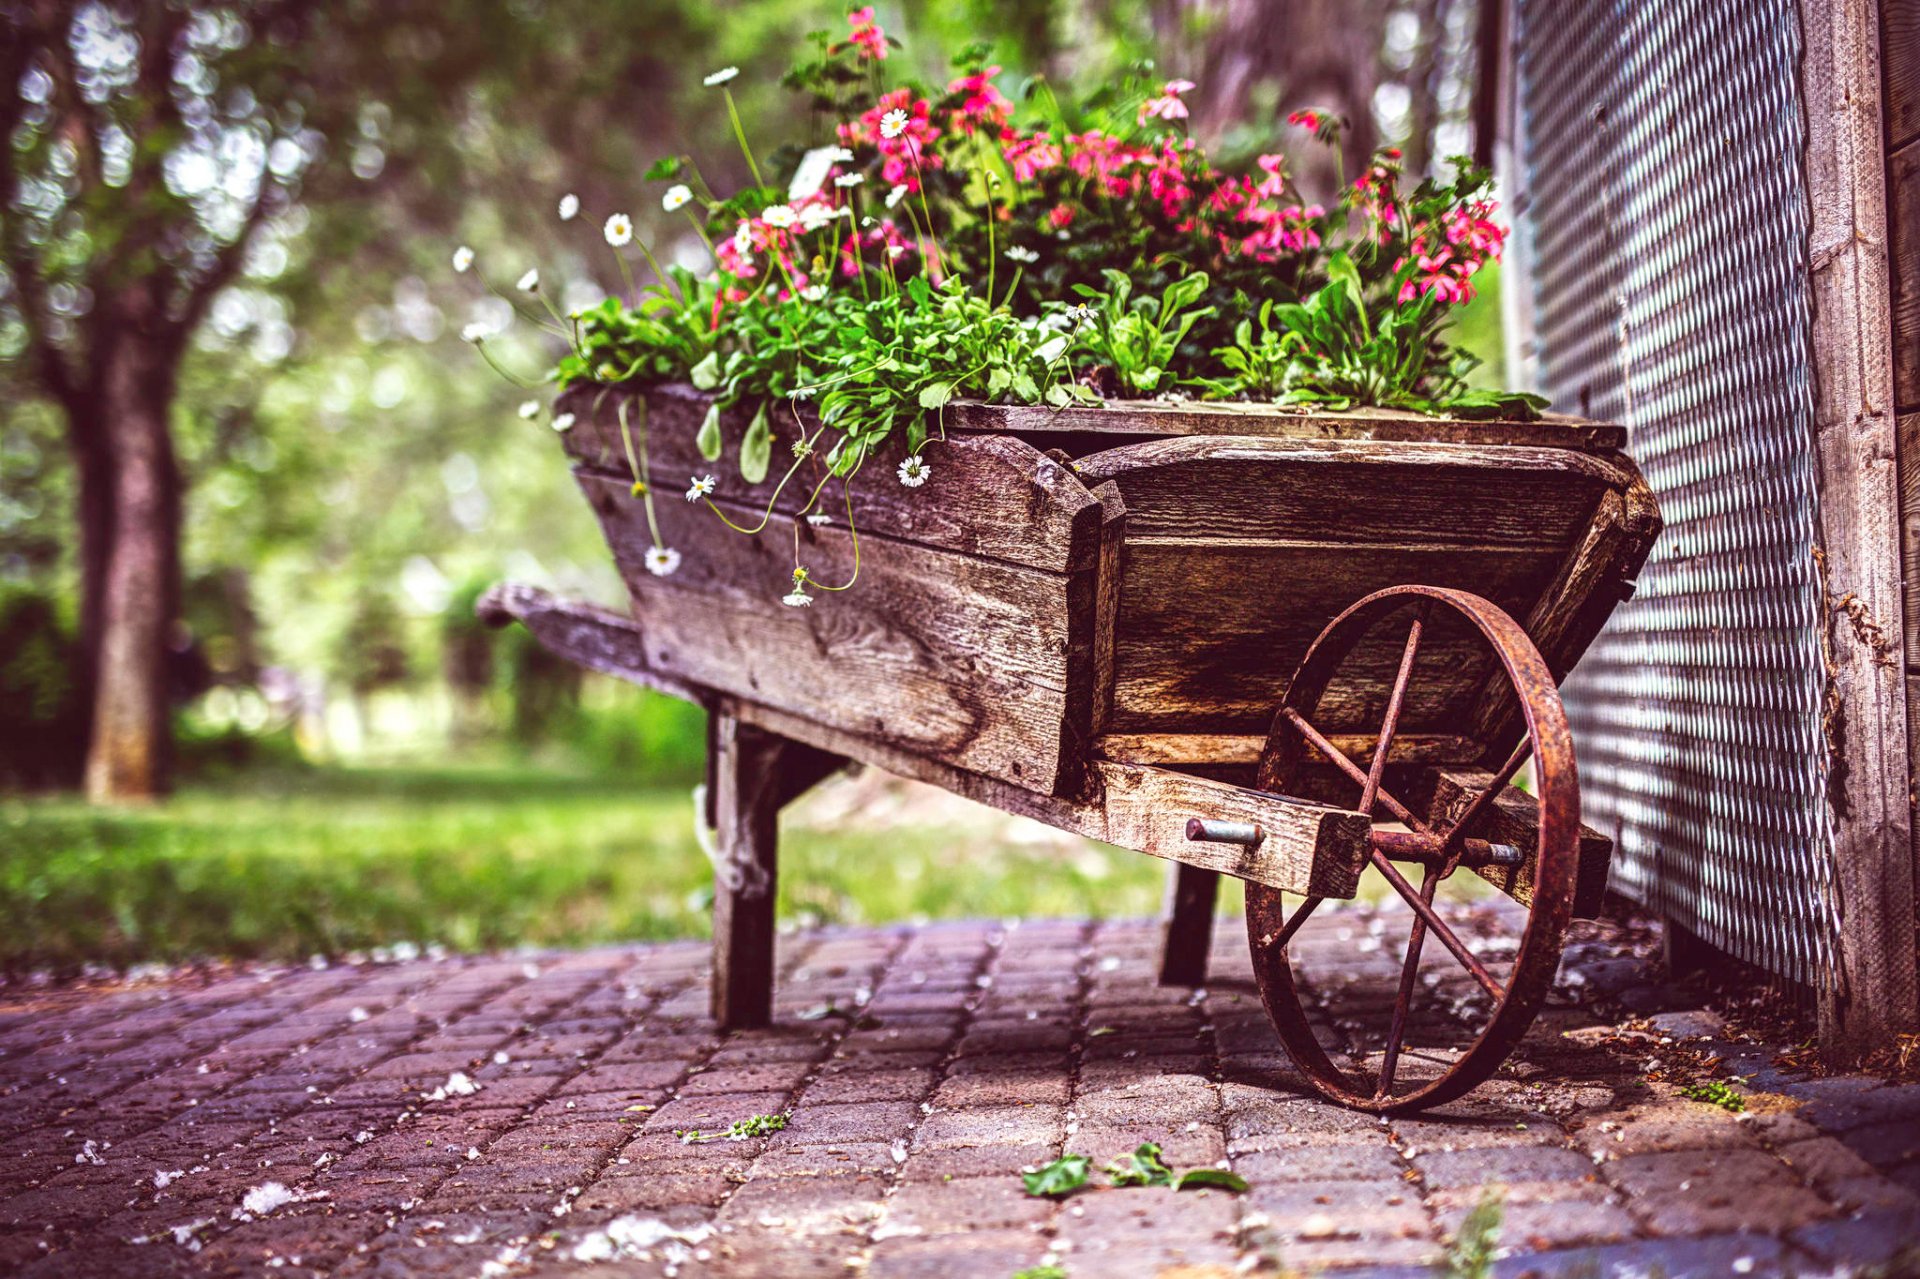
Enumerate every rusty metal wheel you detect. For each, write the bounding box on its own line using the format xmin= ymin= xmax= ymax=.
xmin=1244 ymin=585 xmax=1580 ymax=1114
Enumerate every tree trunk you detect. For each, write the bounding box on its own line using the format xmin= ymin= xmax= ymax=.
xmin=82 ymin=339 xmax=181 ymax=803
xmin=67 ymin=389 xmax=113 ymax=751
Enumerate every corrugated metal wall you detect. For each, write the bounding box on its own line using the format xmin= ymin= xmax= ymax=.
xmin=1510 ymin=0 xmax=1842 ymax=987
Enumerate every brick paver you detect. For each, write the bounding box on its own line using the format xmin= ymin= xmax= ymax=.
xmin=2 ymin=907 xmax=1917 ymax=1277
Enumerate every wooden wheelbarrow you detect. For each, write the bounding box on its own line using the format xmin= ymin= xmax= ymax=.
xmin=482 ymin=386 xmax=1659 ymax=1112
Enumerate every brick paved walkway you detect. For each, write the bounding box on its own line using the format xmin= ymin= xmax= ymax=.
xmin=2 ymin=907 xmax=1917 ymax=1278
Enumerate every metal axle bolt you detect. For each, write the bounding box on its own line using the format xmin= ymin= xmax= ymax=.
xmin=1185 ymin=818 xmax=1264 ymax=846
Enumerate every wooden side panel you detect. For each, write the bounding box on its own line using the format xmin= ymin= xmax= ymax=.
xmin=561 ymin=385 xmax=1106 ymax=574
xmin=1074 ymin=435 xmax=1647 ymax=746
xmin=576 ymin=472 xmax=1093 ymax=796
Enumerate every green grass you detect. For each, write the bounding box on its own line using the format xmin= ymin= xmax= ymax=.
xmin=0 ymin=762 xmax=1176 ymax=968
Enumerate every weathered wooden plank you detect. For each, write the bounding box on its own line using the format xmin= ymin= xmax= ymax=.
xmin=577 ymin=472 xmax=1093 ymax=795
xmin=1885 ymin=0 xmax=1920 ymax=151
xmin=1903 ymin=412 xmax=1920 ymax=665
xmin=1074 ymin=434 xmax=1623 ymax=549
xmin=947 ymin=400 xmax=1627 ymax=452
xmin=1890 ymin=138 xmax=1920 ymax=411
xmin=1095 ymin=732 xmax=1480 ymax=768
xmin=1804 ymin=0 xmax=1919 ymax=1048
xmin=1158 ymin=863 xmax=1220 ymax=986
xmin=561 ymin=384 xmax=1106 ymax=573
xmin=1401 ymin=769 xmax=1613 ymax=920
xmin=1102 ymin=540 xmax=1558 ymax=736
xmin=484 ymin=584 xmax=1374 ymax=896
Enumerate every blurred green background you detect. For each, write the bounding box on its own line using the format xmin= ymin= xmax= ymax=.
xmin=1 ymin=0 xmax=1498 ymax=967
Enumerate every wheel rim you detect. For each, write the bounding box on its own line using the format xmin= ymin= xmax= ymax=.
xmin=1244 ymin=585 xmax=1580 ymax=1114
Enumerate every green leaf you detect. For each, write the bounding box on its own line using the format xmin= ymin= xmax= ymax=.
xmin=1106 ymin=1142 xmax=1174 ymax=1188
xmin=644 ymin=156 xmax=685 ymax=182
xmin=696 ymin=403 xmax=723 ymax=461
xmin=690 ymin=351 xmax=721 ymax=391
xmin=739 ymin=400 xmax=772 ymax=483
xmin=1175 ymin=1168 xmax=1249 ymax=1192
xmin=1022 ymin=1154 xmax=1091 ymax=1198
xmin=917 ymin=381 xmax=953 ymax=411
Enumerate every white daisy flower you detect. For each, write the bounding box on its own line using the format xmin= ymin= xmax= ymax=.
xmin=645 ymin=545 xmax=682 ymax=576
xmin=886 ymin=245 xmax=906 ymax=260
xmin=761 ymin=204 xmax=797 ymax=229
xmin=551 ymin=412 xmax=576 ymax=432
xmin=829 ymin=147 xmax=855 ymax=163
xmin=704 ymin=67 xmax=740 ymax=86
xmin=732 ymin=223 xmax=755 ymax=255
xmin=460 ymin=321 xmax=491 ymax=344
xmin=799 ymin=204 xmax=836 ymax=233
xmin=518 ymin=400 xmax=540 ymax=420
xmin=782 ymin=590 xmax=813 ymax=607
xmin=452 ymin=245 xmax=475 ymax=273
xmin=1004 ymin=245 xmax=1038 ymax=264
xmin=834 ymin=173 xmax=865 ymax=188
xmin=516 ymin=268 xmax=540 ymax=293
xmin=800 ymin=285 xmax=827 ymax=302
xmin=806 ymin=513 xmax=831 ymax=526
xmin=898 ymin=455 xmax=931 ymax=487
xmin=604 ymin=213 xmax=634 ymax=247
xmin=1066 ymin=304 xmax=1097 ymax=324
xmin=885 ymin=184 xmax=909 ymax=209
xmin=686 ymin=474 xmax=716 ymax=502
xmin=879 ymin=108 xmax=910 ymax=139
xmin=663 ymin=184 xmax=693 ymax=212
xmin=558 ymin=193 xmax=580 ymax=221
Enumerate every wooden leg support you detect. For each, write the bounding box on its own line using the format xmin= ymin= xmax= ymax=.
xmin=1159 ymin=862 xmax=1221 ymax=986
xmin=706 ymin=706 xmax=848 ymax=1030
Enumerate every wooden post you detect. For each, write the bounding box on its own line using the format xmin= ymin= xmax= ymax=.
xmin=1159 ymin=863 xmax=1220 ymax=986
xmin=705 ymin=704 xmax=848 ymax=1030
xmin=1802 ymin=0 xmax=1919 ymax=1051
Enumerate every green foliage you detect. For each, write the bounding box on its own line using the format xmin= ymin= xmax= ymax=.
xmin=1070 ymin=271 xmax=1214 ymax=395
xmin=1173 ymin=1167 xmax=1249 ymax=1192
xmin=1011 ymin=1267 xmax=1068 ymax=1279
xmin=1105 ymin=1141 xmax=1173 ymax=1187
xmin=1441 ymin=1194 xmax=1504 ymax=1279
xmin=0 ymin=762 xmax=1174 ymax=966
xmin=1678 ymin=1078 xmax=1747 ymax=1113
xmin=1022 ymin=1154 xmax=1092 ymax=1198
xmin=0 ymin=584 xmax=86 ymax=790
xmin=679 ymin=1111 xmax=790 ymax=1142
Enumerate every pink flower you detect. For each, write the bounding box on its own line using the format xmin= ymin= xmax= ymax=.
xmin=1288 ymin=109 xmax=1322 ymax=131
xmin=840 ymin=90 xmax=942 ymax=190
xmin=1140 ymin=79 xmax=1196 ymax=124
xmin=1047 ymin=203 xmax=1075 ymax=230
xmin=1003 ymin=130 xmax=1063 ymax=181
xmin=845 ymin=7 xmax=888 ymax=60
xmin=1254 ymin=153 xmax=1287 ymax=200
xmin=947 ymin=66 xmax=1011 ymax=134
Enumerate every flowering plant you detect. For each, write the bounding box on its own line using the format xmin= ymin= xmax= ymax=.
xmin=455 ymin=12 xmax=1540 ymax=603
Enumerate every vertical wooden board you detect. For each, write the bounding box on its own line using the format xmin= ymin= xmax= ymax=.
xmin=560 ymin=385 xmax=1106 ymax=573
xmin=709 ymin=710 xmax=786 ymax=1030
xmin=1804 ymin=0 xmax=1918 ymax=1046
xmin=1885 ymin=0 xmax=1920 ymax=151
xmin=577 ymin=472 xmax=1090 ymax=795
xmin=1890 ymin=140 xmax=1920 ymax=411
xmin=1158 ymin=863 xmax=1220 ymax=987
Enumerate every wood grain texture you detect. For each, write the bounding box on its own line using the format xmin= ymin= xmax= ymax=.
xmin=947 ymin=399 xmax=1627 ymax=452
xmin=477 ymin=585 xmax=1372 ymax=895
xmin=1401 ymin=769 xmax=1614 ymax=920
xmin=1071 ymin=434 xmax=1651 ymax=743
xmin=1891 ymin=138 xmax=1920 ymax=411
xmin=1885 ymin=0 xmax=1920 ymax=151
xmin=561 ymin=385 xmax=1106 ymax=573
xmin=1805 ymin=0 xmax=1919 ymax=1046
xmin=576 ymin=472 xmax=1096 ymax=796
xmin=1095 ymin=731 xmax=1479 ymax=768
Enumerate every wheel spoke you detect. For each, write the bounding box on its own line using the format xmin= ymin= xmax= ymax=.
xmin=1376 ymin=865 xmax=1442 ymax=1099
xmin=1270 ymin=896 xmax=1322 ymax=950
xmin=1359 ymin=617 xmax=1424 ymax=815
xmin=1437 ymin=739 xmax=1531 ymax=857
xmin=1368 ymin=849 xmax=1504 ymax=1001
xmin=1280 ymin=708 xmax=1432 ymax=835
